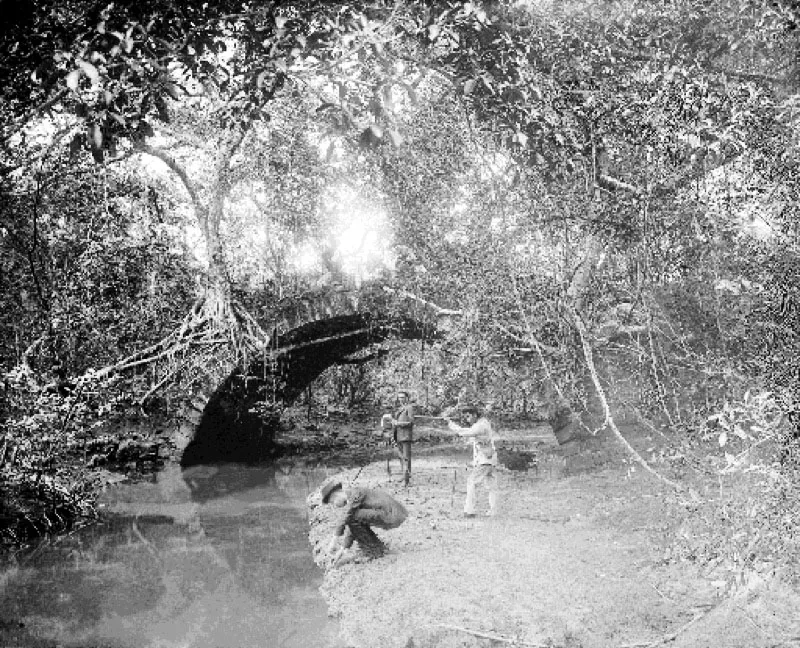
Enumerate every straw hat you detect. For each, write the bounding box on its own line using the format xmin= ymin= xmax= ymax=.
xmin=320 ymin=479 xmax=343 ymax=503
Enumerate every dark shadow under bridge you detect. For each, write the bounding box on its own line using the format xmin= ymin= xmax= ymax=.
xmin=181 ymin=284 xmax=458 ymax=466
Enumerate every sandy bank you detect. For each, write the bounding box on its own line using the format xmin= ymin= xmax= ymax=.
xmin=308 ymin=451 xmax=800 ymax=648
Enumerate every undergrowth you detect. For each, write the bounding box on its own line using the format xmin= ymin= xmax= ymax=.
xmin=664 ymin=429 xmax=800 ymax=588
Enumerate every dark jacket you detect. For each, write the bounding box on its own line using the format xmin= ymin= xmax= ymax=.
xmin=393 ymin=403 xmax=414 ymax=442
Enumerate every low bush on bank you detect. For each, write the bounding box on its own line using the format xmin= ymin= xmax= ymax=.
xmin=0 ymin=364 xmax=175 ymax=557
xmin=662 ymin=392 xmax=800 ymax=588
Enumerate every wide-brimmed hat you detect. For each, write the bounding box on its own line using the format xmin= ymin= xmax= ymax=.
xmin=320 ymin=479 xmax=343 ymax=503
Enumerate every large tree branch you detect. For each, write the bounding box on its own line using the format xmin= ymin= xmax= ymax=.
xmin=205 ymin=126 xmax=251 ymax=246
xmin=4 ymin=88 xmax=70 ymax=142
xmin=153 ymin=122 xmax=208 ymax=148
xmin=571 ymin=308 xmax=682 ymax=490
xmin=596 ymin=148 xmax=743 ymax=200
xmin=597 ymin=173 xmax=644 ymax=196
xmin=135 ymin=141 xmax=201 ymax=210
xmin=208 ymin=71 xmax=286 ymax=222
xmin=219 ymin=126 xmax=250 ymax=174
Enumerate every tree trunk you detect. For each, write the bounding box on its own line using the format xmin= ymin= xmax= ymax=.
xmin=566 ymin=233 xmax=605 ymax=313
xmin=139 ymin=124 xmax=248 ymax=318
xmin=199 ymin=196 xmax=233 ymax=325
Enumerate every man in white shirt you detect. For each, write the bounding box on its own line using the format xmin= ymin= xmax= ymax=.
xmin=446 ymin=403 xmax=499 ymax=517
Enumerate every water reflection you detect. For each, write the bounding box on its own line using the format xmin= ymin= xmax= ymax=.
xmin=0 ymin=462 xmax=344 ymax=648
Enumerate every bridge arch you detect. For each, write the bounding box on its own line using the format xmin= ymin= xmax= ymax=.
xmin=181 ymin=285 xmax=458 ymax=466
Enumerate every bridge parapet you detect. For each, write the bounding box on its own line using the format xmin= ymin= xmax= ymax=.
xmin=266 ymin=283 xmax=460 ymax=342
xmin=380 ymin=287 xmax=462 ymax=331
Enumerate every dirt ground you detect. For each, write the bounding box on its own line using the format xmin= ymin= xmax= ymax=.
xmin=307 ymin=442 xmax=800 ymax=648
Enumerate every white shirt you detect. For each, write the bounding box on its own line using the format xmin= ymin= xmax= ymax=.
xmin=449 ymin=416 xmax=496 ymax=466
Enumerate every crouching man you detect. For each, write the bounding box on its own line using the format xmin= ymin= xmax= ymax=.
xmin=320 ymin=479 xmax=408 ymax=567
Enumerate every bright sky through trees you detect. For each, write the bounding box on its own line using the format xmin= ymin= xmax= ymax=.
xmin=323 ymin=185 xmax=393 ymax=283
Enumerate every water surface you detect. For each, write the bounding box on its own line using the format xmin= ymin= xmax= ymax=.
xmin=0 ymin=462 xmax=345 ymax=648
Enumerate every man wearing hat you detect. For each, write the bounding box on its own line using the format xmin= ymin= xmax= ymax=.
xmin=384 ymin=390 xmax=415 ymax=485
xmin=446 ymin=402 xmax=499 ymax=517
xmin=319 ymin=478 xmax=408 ymax=567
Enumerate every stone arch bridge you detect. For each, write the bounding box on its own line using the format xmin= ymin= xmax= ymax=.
xmin=181 ymin=284 xmax=459 ymax=466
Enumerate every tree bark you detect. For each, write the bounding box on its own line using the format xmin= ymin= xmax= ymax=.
xmin=566 ymin=233 xmax=605 ymax=313
xmin=137 ymin=123 xmax=250 ymax=312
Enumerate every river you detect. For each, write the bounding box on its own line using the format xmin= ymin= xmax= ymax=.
xmin=0 ymin=461 xmax=346 ymax=648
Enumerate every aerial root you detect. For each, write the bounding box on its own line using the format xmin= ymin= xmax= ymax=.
xmin=435 ymin=598 xmax=721 ymax=648
xmin=76 ymin=296 xmax=272 ymax=401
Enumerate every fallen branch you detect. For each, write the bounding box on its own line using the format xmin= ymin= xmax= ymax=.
xmin=435 ymin=623 xmax=549 ymax=647
xmin=571 ymin=308 xmax=682 ymax=490
xmin=268 ymin=326 xmax=375 ymax=356
xmin=619 ymin=602 xmax=719 ymax=648
xmin=719 ymin=433 xmax=779 ymax=475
